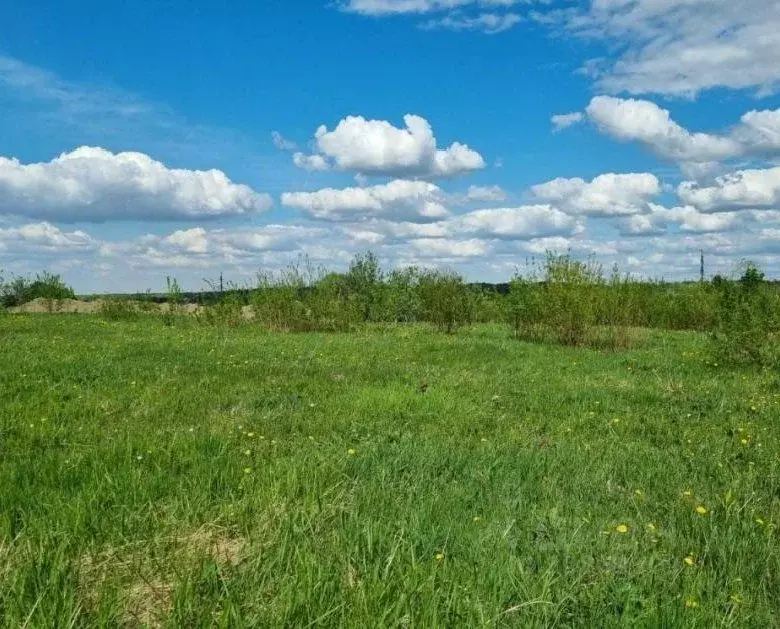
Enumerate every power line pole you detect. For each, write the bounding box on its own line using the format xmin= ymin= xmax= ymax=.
xmin=700 ymin=250 xmax=705 ymax=283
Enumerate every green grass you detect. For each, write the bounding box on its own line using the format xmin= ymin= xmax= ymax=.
xmin=1 ymin=315 xmax=779 ymax=627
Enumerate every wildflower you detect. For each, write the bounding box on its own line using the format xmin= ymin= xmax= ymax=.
xmin=635 ymin=489 xmax=643 ymax=497
xmin=741 ymin=439 xmax=748 ymax=445
xmin=244 ymin=450 xmax=251 ymax=456
xmin=611 ymin=418 xmax=620 ymax=425
xmin=695 ymin=505 xmax=708 ymax=515
xmin=615 ymin=524 xmax=629 ymax=534
xmin=247 ymin=432 xmax=255 ymax=438
xmin=434 ymin=552 xmax=445 ymax=561
xmin=347 ymin=448 xmax=356 ymax=456
xmin=684 ymin=598 xmax=699 ymax=609
xmin=730 ymin=593 xmax=744 ymax=605
xmin=473 ymin=516 xmax=482 ymax=522
xmin=243 ymin=467 xmax=252 ymax=474
xmin=646 ymin=523 xmax=656 ymax=531
xmin=684 ymin=555 xmax=696 ymax=566
xmin=682 ymin=490 xmax=692 ymax=497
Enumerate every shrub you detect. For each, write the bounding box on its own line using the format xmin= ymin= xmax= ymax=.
xmin=711 ymin=263 xmax=779 ymax=367
xmin=0 ymin=271 xmax=76 ymax=308
xmin=418 ymin=269 xmax=473 ymax=333
xmin=99 ymin=298 xmax=140 ymax=322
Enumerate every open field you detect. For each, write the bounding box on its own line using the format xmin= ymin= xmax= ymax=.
xmin=1 ymin=315 xmax=779 ymax=627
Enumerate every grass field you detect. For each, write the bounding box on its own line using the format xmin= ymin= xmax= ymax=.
xmin=1 ymin=315 xmax=779 ymax=627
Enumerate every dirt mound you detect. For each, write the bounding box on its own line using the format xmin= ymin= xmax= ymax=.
xmin=9 ymin=298 xmax=103 ymax=314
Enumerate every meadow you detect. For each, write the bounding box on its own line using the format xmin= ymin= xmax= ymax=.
xmin=1 ymin=312 xmax=779 ymax=627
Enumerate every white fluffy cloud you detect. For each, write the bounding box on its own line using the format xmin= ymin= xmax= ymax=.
xmin=281 ymin=179 xmax=448 ymax=221
xmin=551 ymin=112 xmax=584 ymax=132
xmin=0 ymin=147 xmax=272 ymax=222
xmin=585 ymin=96 xmax=741 ymax=163
xmin=678 ymin=166 xmax=780 ymax=212
xmin=454 ymin=205 xmax=579 ymax=239
xmin=0 ymin=222 xmax=98 ymax=255
xmin=294 ymin=114 xmax=485 ymax=179
xmin=621 ymin=204 xmax=743 ymax=235
xmin=466 ymin=184 xmax=507 ymax=202
xmin=531 ymin=172 xmax=661 ymax=216
xmin=554 ymin=0 xmax=780 ymax=96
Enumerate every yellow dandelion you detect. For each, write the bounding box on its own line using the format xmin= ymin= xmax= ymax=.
xmin=741 ymin=438 xmax=749 ymax=445
xmin=243 ymin=468 xmax=252 ymax=474
xmin=682 ymin=490 xmax=693 ymax=497
xmin=434 ymin=552 xmax=445 ymax=561
xmin=615 ymin=524 xmax=629 ymax=534
xmin=244 ymin=449 xmax=251 ymax=456
xmin=684 ymin=555 xmax=696 ymax=566
xmin=347 ymin=448 xmax=356 ymax=456
xmin=247 ymin=432 xmax=255 ymax=438
xmin=684 ymin=598 xmax=699 ymax=609
xmin=695 ymin=505 xmax=708 ymax=515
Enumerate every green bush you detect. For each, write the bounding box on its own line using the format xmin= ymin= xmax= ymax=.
xmin=0 ymin=271 xmax=76 ymax=308
xmin=418 ymin=269 xmax=473 ymax=333
xmin=711 ymin=263 xmax=780 ymax=367
xmin=99 ymin=298 xmax=141 ymax=322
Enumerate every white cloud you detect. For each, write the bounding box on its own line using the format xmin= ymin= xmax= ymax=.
xmin=678 ymin=166 xmax=780 ymax=212
xmin=295 ymin=114 xmax=485 ymax=179
xmin=621 ymin=204 xmax=743 ymax=235
xmin=340 ymin=0 xmax=520 ymax=16
xmin=0 ymin=222 xmax=97 ymax=255
xmin=455 ymin=205 xmax=580 ymax=239
xmin=551 ymin=112 xmax=584 ymax=132
xmin=0 ymin=146 xmax=272 ymax=223
xmin=271 ymin=131 xmax=298 ymax=151
xmin=553 ymin=0 xmax=780 ymax=96
xmin=292 ymin=152 xmax=331 ymax=172
xmin=466 ymin=184 xmax=507 ymax=202
xmin=422 ymin=12 xmax=522 ymax=34
xmin=409 ymin=237 xmax=491 ymax=258
xmin=531 ymin=172 xmax=661 ymax=216
xmin=585 ymin=96 xmax=741 ymax=163
xmin=281 ymin=179 xmax=448 ymax=221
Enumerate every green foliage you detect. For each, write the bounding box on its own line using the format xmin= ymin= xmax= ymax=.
xmin=198 ymin=291 xmax=245 ymax=327
xmin=0 ymin=271 xmax=76 ymax=308
xmin=711 ymin=262 xmax=779 ymax=367
xmin=98 ymin=298 xmax=140 ymax=322
xmin=417 ymin=269 xmax=473 ymax=333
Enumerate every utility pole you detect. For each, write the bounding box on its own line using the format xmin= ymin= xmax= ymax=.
xmin=700 ymin=250 xmax=705 ymax=283
xmin=219 ymin=272 xmax=224 ymax=294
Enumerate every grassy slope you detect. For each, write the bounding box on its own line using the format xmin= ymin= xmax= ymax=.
xmin=1 ymin=315 xmax=778 ymax=627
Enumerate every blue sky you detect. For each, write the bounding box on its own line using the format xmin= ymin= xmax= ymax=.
xmin=2 ymin=0 xmax=780 ymax=292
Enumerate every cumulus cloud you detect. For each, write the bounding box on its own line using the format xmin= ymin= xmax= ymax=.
xmin=454 ymin=205 xmax=580 ymax=239
xmin=621 ymin=204 xmax=743 ymax=235
xmin=294 ymin=114 xmax=485 ymax=179
xmin=551 ymin=112 xmax=583 ymax=132
xmin=466 ymin=184 xmax=507 ymax=202
xmin=422 ymin=12 xmax=521 ymax=34
xmin=0 ymin=222 xmax=98 ymax=255
xmin=551 ymin=0 xmax=780 ymax=96
xmin=292 ymin=152 xmax=330 ymax=172
xmin=408 ymin=237 xmax=491 ymax=258
xmin=678 ymin=166 xmax=780 ymax=212
xmin=281 ymin=179 xmax=448 ymax=221
xmin=531 ymin=172 xmax=661 ymax=216
xmin=585 ymin=96 xmax=741 ymax=164
xmin=0 ymin=147 xmax=272 ymax=222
